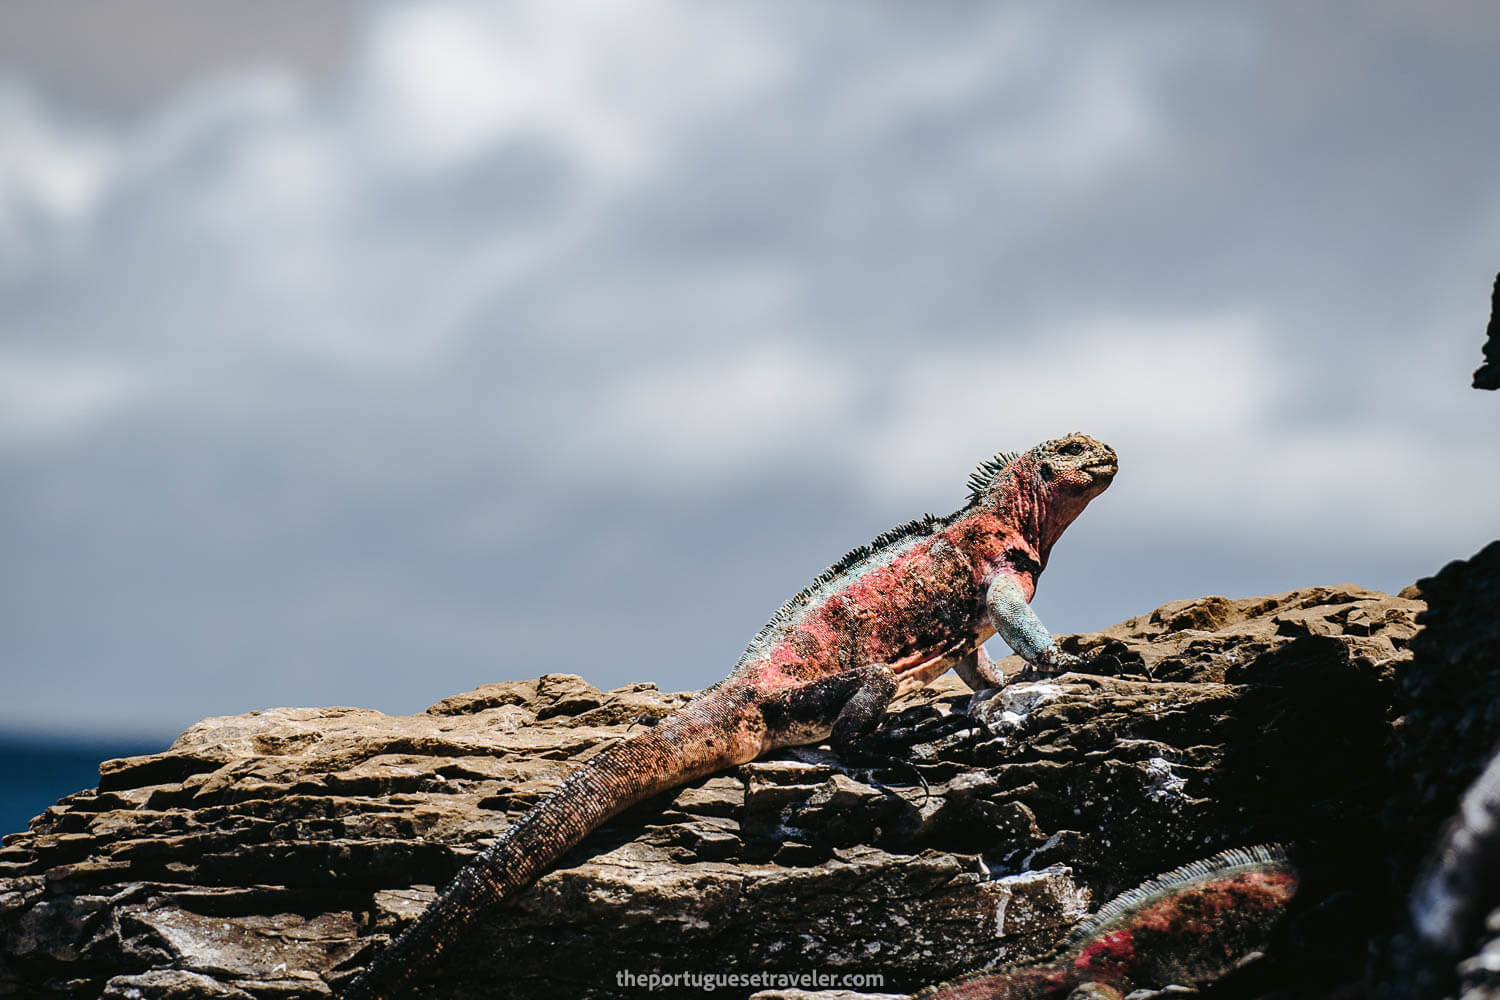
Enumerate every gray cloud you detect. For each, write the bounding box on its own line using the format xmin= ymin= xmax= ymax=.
xmin=0 ymin=0 xmax=355 ymax=120
xmin=2 ymin=1 xmax=1497 ymax=740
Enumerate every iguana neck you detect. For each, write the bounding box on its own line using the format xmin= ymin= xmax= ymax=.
xmin=989 ymin=458 xmax=1087 ymax=567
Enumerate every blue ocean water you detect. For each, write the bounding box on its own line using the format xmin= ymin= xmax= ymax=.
xmin=0 ymin=736 xmax=164 ymax=840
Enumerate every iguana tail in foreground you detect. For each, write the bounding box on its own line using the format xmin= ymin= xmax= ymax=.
xmin=342 ymin=433 xmax=1118 ymax=999
xmin=918 ymin=845 xmax=1300 ymax=1000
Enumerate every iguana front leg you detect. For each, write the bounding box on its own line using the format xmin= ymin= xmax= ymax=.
xmin=986 ymin=573 xmax=1100 ymax=679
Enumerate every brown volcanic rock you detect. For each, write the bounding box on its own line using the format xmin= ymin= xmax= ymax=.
xmin=0 ymin=585 xmax=1424 ymax=999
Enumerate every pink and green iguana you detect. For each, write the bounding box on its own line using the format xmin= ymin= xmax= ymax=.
xmin=342 ymin=432 xmax=1119 ymax=999
xmin=917 ymin=845 xmax=1300 ymax=999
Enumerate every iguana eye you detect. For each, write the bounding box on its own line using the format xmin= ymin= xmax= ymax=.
xmin=1060 ymin=442 xmax=1085 ymax=456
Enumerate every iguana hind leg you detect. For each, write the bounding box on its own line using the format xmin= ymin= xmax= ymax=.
xmin=761 ymin=664 xmax=897 ymax=749
xmin=828 ymin=665 xmax=898 ymax=755
xmin=826 ymin=666 xmax=935 ymax=795
xmin=761 ymin=664 xmax=929 ymax=789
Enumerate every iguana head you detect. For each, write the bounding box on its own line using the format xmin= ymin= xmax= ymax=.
xmin=1033 ymin=432 xmax=1116 ymax=501
xmin=963 ymin=432 xmax=1115 ymax=558
xmin=965 ymin=433 xmax=1116 ymax=555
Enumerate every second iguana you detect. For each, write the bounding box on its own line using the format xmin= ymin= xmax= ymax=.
xmin=917 ymin=845 xmax=1300 ymax=999
xmin=343 ymin=432 xmax=1118 ymax=999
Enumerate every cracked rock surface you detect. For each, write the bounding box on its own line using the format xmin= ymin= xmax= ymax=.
xmin=0 ymin=585 xmax=1429 ymax=998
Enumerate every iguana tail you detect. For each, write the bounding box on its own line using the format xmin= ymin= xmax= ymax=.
xmin=341 ymin=686 xmax=753 ymax=1000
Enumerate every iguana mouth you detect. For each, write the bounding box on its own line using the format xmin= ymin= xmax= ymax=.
xmin=1086 ymin=460 xmax=1118 ymax=478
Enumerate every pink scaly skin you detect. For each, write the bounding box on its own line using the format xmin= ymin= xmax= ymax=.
xmin=342 ymin=433 xmax=1117 ymax=1000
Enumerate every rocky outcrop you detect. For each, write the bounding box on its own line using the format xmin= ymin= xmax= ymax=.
xmin=1384 ymin=541 xmax=1500 ymax=999
xmin=1475 ymin=271 xmax=1500 ymax=390
xmin=1390 ymin=542 xmax=1500 ymax=891
xmin=0 ymin=584 xmax=1439 ymax=998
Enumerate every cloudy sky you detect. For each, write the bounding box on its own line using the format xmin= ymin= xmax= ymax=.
xmin=3 ymin=1 xmax=1497 ymax=742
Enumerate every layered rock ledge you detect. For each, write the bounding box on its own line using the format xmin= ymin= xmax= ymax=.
xmin=1 ymin=573 xmax=1485 ymax=999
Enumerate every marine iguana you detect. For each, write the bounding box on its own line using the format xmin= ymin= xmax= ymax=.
xmin=342 ymin=432 xmax=1118 ymax=999
xmin=917 ymin=845 xmax=1299 ymax=999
